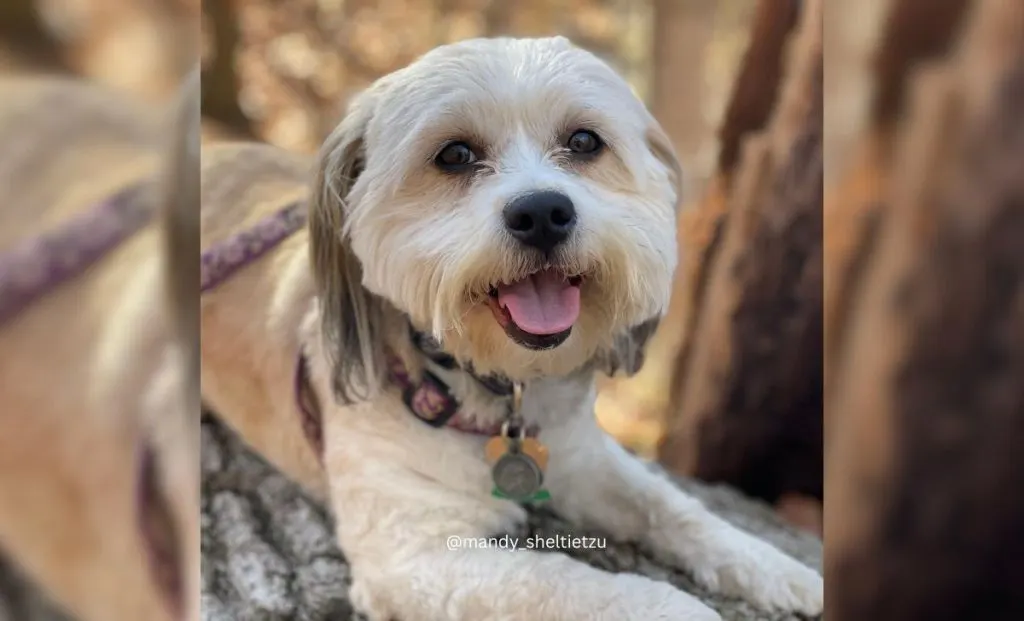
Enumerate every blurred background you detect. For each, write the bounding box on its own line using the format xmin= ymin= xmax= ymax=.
xmin=824 ymin=0 xmax=1024 ymax=619
xmin=0 ymin=3 xmax=197 ymax=620
xmin=199 ymin=0 xmax=749 ymax=172
xmin=0 ymin=0 xmax=197 ymax=97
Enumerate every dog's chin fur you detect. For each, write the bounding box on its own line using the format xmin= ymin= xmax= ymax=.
xmin=313 ymin=36 xmax=682 ymax=386
xmin=418 ymin=276 xmax=646 ymax=380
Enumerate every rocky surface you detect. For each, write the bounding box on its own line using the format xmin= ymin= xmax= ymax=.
xmin=0 ymin=416 xmax=823 ymax=618
xmin=0 ymin=416 xmax=822 ymax=620
xmin=201 ymin=416 xmax=822 ymax=621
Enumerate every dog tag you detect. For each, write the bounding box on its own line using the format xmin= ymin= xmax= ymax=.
xmin=489 ymin=382 xmax=551 ymax=504
xmin=485 ymin=435 xmax=549 ymax=470
xmin=519 ymin=437 xmax=549 ymax=471
xmin=485 ymin=435 xmax=509 ymax=465
xmin=491 ymin=451 xmax=543 ymax=502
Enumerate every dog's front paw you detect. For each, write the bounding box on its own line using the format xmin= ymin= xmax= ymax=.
xmin=689 ymin=532 xmax=823 ymax=616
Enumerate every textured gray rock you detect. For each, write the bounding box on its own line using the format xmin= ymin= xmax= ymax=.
xmin=0 ymin=415 xmax=822 ymax=620
xmin=201 ymin=416 xmax=822 ymax=621
xmin=0 ymin=416 xmax=822 ymax=621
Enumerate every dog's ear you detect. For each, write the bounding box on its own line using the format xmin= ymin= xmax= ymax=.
xmin=309 ymin=88 xmax=392 ymax=403
xmin=646 ymin=121 xmax=685 ymax=211
xmin=595 ymin=120 xmax=680 ymax=377
xmin=600 ymin=317 xmax=661 ymax=377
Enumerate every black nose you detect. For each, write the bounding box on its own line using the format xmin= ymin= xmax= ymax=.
xmin=502 ymin=191 xmax=576 ymax=253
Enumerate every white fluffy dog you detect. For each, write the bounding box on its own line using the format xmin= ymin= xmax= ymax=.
xmin=200 ymin=37 xmax=822 ymax=620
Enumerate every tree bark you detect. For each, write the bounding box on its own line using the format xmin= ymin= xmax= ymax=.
xmin=649 ymin=0 xmax=717 ymax=182
xmin=822 ymin=0 xmax=972 ymax=402
xmin=200 ymin=0 xmax=254 ymax=138
xmin=825 ymin=2 xmax=1024 ymax=619
xmin=0 ymin=0 xmax=65 ymax=71
xmin=658 ymin=0 xmax=823 ymax=517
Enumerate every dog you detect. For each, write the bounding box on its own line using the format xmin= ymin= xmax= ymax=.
xmin=0 ymin=71 xmax=199 ymax=621
xmin=200 ymin=36 xmax=823 ymax=620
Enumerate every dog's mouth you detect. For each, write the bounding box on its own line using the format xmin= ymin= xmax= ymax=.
xmin=486 ymin=268 xmax=583 ymax=350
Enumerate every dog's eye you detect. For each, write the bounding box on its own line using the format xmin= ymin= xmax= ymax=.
xmin=435 ymin=142 xmax=479 ymax=171
xmin=566 ymin=130 xmax=603 ymax=155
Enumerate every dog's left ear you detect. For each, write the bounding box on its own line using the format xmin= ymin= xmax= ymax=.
xmin=600 ymin=317 xmax=661 ymax=377
xmin=309 ymin=87 xmax=395 ymax=403
xmin=646 ymin=121 xmax=685 ymax=211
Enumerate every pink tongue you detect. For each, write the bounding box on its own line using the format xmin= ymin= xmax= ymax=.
xmin=496 ymin=268 xmax=581 ymax=335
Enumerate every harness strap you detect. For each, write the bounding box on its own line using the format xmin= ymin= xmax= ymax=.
xmin=0 ymin=183 xmax=151 ymax=327
xmin=200 ymin=201 xmax=306 ymax=293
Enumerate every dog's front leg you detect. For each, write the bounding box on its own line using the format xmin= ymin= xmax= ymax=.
xmin=544 ymin=413 xmax=823 ymax=616
xmin=327 ymin=464 xmax=721 ymax=621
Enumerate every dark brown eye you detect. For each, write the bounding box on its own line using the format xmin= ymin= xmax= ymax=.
xmin=435 ymin=142 xmax=478 ymax=171
xmin=566 ymin=130 xmax=602 ymax=155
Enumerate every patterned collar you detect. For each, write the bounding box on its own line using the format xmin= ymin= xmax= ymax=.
xmin=293 ymin=331 xmax=539 ymax=461
xmin=391 ymin=328 xmax=540 ymax=435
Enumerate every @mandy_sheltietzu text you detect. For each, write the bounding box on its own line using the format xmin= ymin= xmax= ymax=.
xmin=446 ymin=534 xmax=607 ymax=552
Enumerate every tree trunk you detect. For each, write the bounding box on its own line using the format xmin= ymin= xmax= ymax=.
xmin=649 ymin=0 xmax=716 ymax=182
xmin=822 ymin=0 xmax=971 ymax=403
xmin=825 ymin=1 xmax=1024 ymax=619
xmin=0 ymin=0 xmax=64 ymax=71
xmin=658 ymin=0 xmax=822 ymax=526
xmin=200 ymin=0 xmax=254 ymax=138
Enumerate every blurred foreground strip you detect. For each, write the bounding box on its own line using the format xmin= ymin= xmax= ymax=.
xmin=0 ymin=70 xmax=199 ymax=621
xmin=825 ymin=1 xmax=1024 ymax=619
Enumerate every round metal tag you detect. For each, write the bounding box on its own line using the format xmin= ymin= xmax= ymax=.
xmin=491 ymin=452 xmax=543 ymax=501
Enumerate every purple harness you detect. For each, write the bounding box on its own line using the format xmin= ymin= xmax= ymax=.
xmin=199 ymin=201 xmax=535 ymax=460
xmin=0 ymin=183 xmax=150 ymax=326
xmin=200 ymin=202 xmax=306 ymax=292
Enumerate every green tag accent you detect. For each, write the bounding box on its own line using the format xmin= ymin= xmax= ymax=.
xmin=531 ymin=489 xmax=552 ymax=503
xmin=491 ymin=487 xmax=552 ymax=504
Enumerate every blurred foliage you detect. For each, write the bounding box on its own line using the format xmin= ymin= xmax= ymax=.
xmin=0 ymin=0 xmax=197 ymax=99
xmin=203 ymin=0 xmax=652 ymax=152
xmin=201 ymin=0 xmax=756 ymax=159
xmin=2 ymin=0 xmax=755 ymax=167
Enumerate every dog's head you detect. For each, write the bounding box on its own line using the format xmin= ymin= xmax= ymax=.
xmin=310 ymin=37 xmax=682 ymax=400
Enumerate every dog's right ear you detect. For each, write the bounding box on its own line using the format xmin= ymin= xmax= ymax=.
xmin=309 ymin=89 xmax=392 ymax=403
